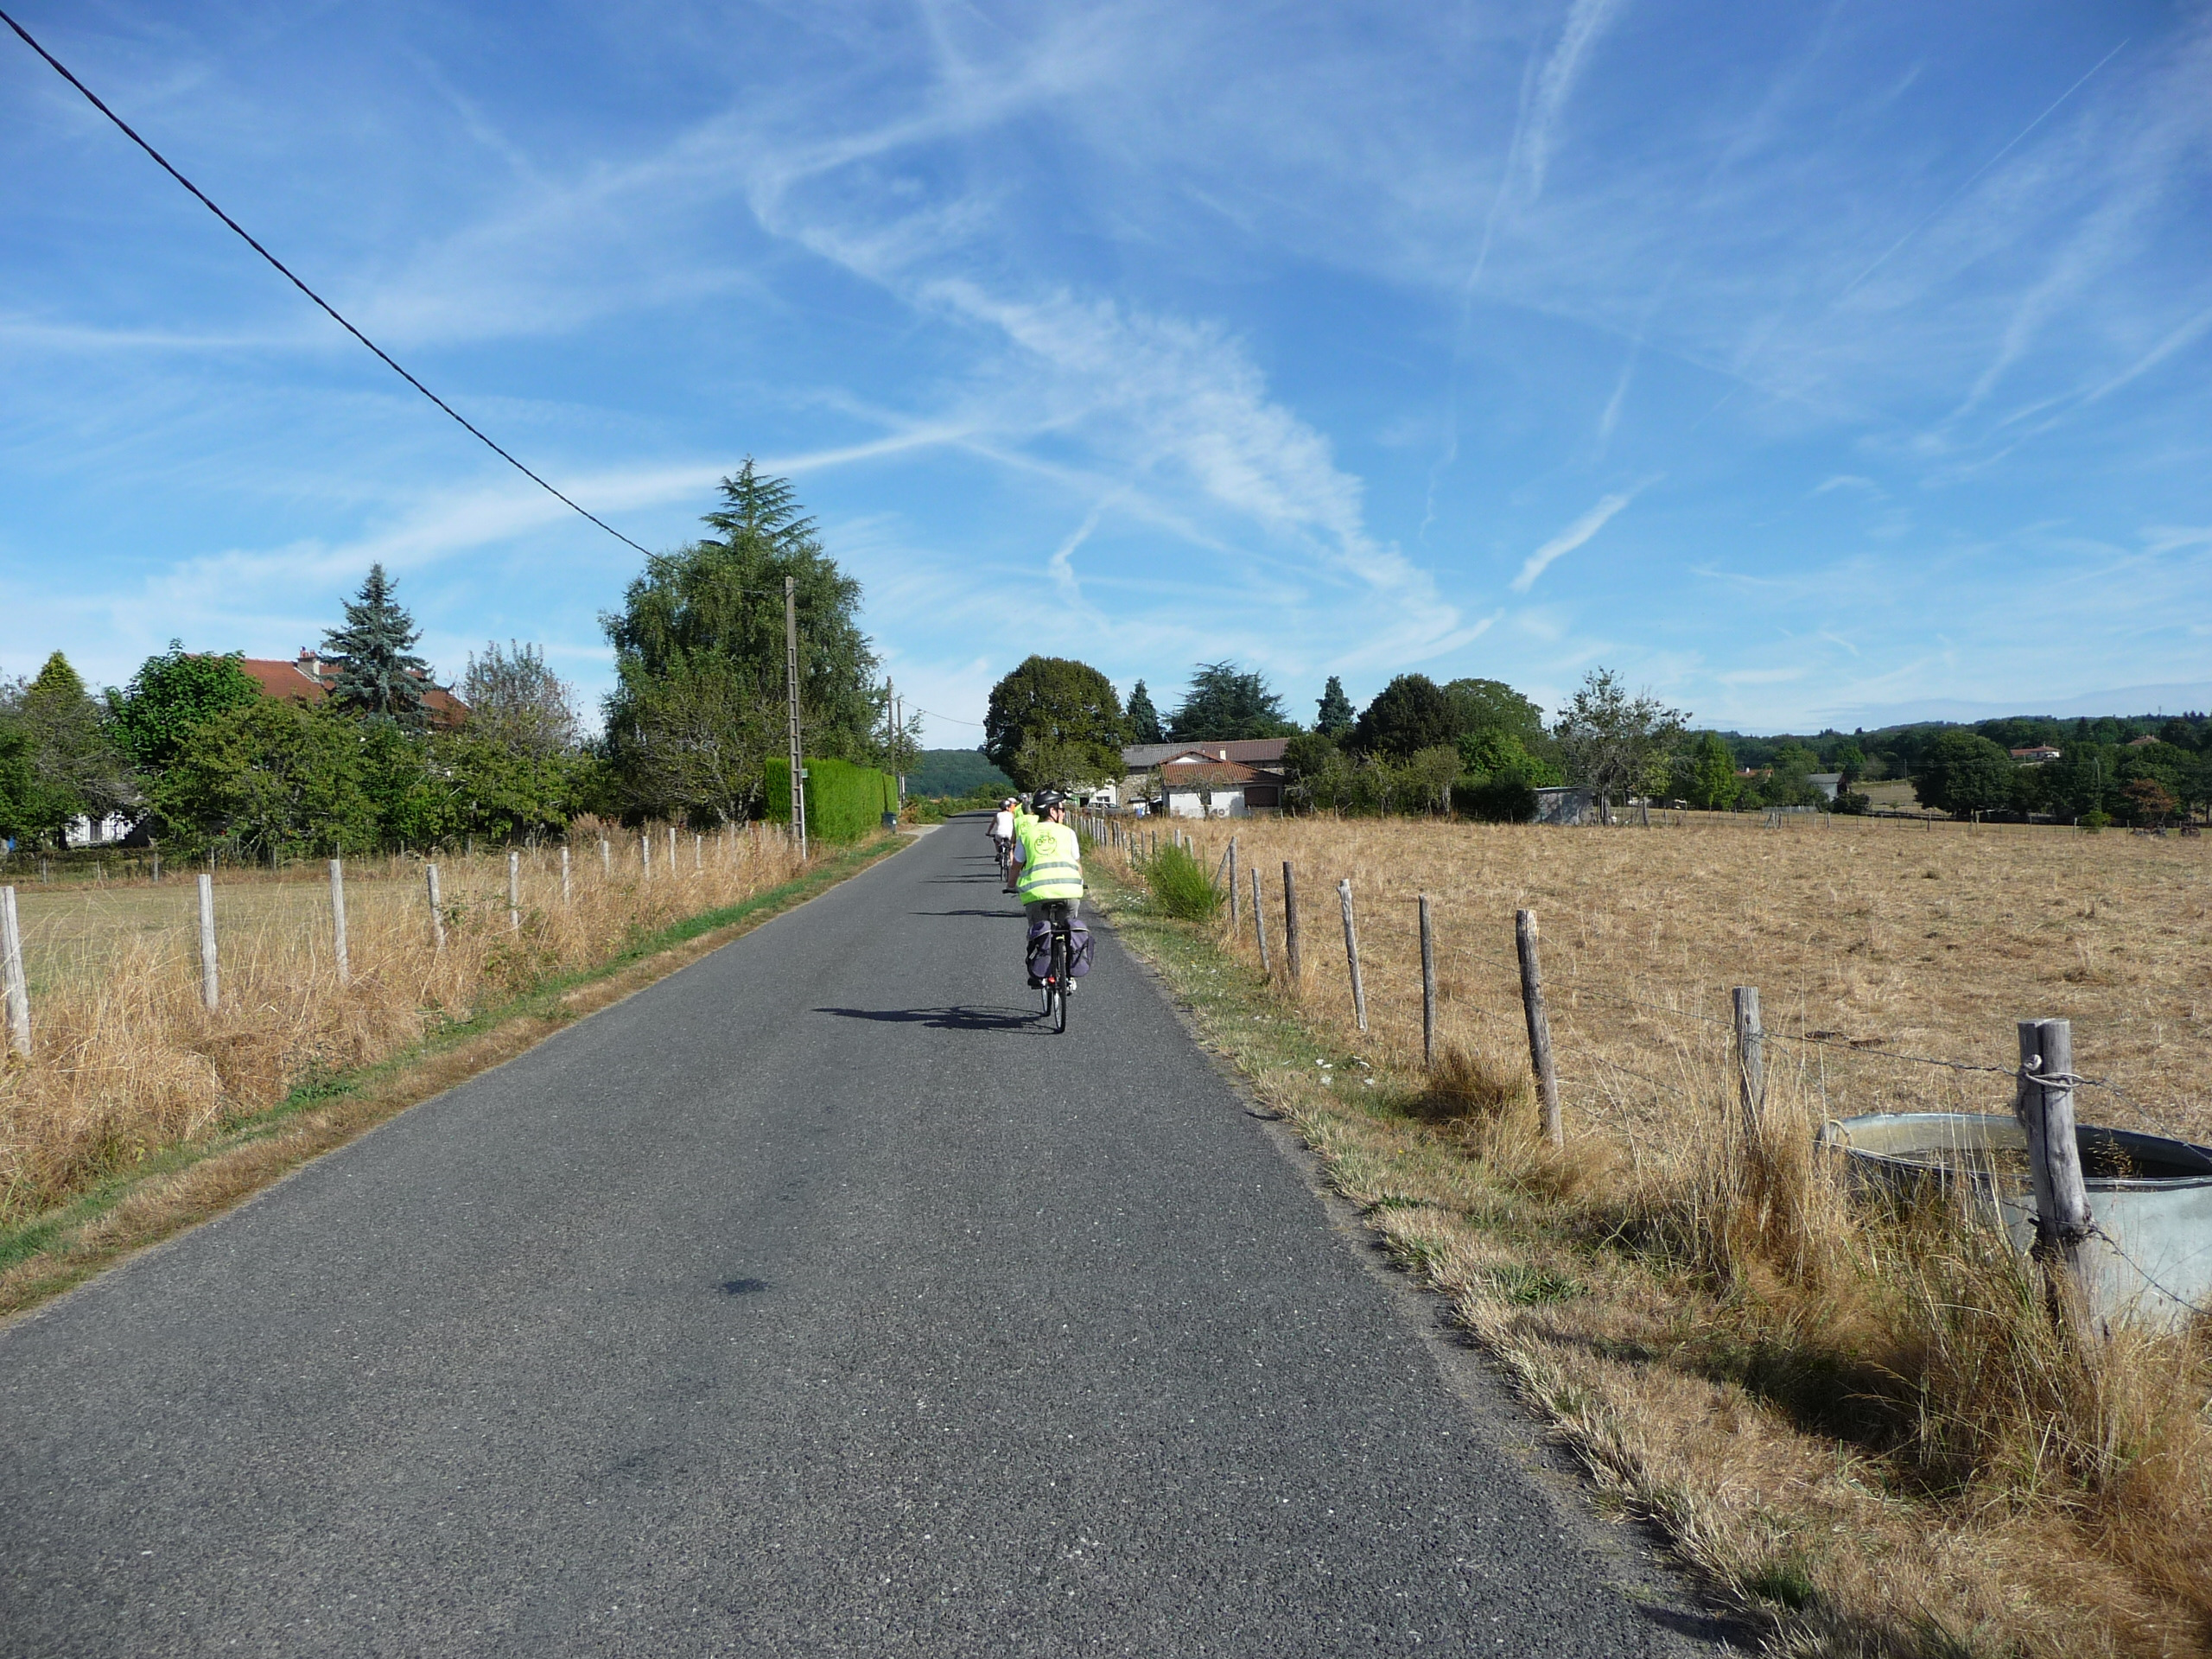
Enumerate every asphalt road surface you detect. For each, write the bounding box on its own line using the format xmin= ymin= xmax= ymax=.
xmin=0 ymin=818 xmax=1721 ymax=1656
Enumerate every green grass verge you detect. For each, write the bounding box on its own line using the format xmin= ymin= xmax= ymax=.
xmin=0 ymin=833 xmax=907 ymax=1291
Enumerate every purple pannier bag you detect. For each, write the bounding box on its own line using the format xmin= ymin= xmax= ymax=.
xmin=1027 ymin=917 xmax=1094 ymax=978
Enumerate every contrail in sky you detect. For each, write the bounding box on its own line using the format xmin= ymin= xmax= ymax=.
xmin=1835 ymin=36 xmax=2129 ymax=303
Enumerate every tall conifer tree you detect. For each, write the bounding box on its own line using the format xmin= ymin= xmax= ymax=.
xmin=1125 ymin=680 xmax=1163 ymax=743
xmin=322 ymin=564 xmax=431 ymax=728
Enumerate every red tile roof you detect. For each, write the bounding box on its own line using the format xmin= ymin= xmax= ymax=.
xmin=239 ymin=654 xmax=467 ymax=728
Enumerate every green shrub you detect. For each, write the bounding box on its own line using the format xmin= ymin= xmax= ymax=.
xmin=765 ymin=756 xmax=897 ymax=842
xmin=1144 ymin=839 xmax=1222 ymax=921
xmin=1452 ymin=777 xmax=1538 ymax=823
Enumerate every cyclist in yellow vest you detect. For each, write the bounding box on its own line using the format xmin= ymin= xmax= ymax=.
xmin=1008 ymin=789 xmax=1084 ymax=916
xmin=1002 ymin=797 xmax=1040 ymax=893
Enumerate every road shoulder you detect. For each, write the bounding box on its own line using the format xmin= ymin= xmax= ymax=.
xmin=0 ymin=833 xmax=910 ymax=1325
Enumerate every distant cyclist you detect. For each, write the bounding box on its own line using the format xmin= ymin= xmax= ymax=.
xmin=988 ymin=797 xmax=1017 ymax=876
xmin=1003 ymin=796 xmax=1038 ymax=893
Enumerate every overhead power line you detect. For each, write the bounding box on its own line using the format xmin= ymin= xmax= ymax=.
xmin=0 ymin=8 xmax=653 ymax=558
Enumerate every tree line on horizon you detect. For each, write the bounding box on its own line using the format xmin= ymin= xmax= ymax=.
xmin=0 ymin=462 xmax=916 ymax=859
xmin=975 ymin=656 xmax=2209 ymax=827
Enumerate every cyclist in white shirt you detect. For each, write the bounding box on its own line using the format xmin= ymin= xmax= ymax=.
xmin=988 ymin=798 xmax=1017 ymax=876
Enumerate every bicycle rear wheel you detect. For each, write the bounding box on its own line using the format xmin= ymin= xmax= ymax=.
xmin=1052 ymin=932 xmax=1070 ymax=1033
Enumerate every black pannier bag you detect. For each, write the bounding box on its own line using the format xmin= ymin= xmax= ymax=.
xmin=1026 ymin=917 xmax=1095 ymax=978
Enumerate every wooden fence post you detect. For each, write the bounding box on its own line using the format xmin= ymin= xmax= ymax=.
xmin=507 ymin=851 xmax=522 ymax=931
xmin=2018 ymin=1017 xmax=2094 ymax=1340
xmin=561 ymin=846 xmax=572 ymax=905
xmin=329 ymin=859 xmax=350 ymax=987
xmin=668 ymin=825 xmax=678 ymax=873
xmin=426 ymin=863 xmax=446 ymax=950
xmin=1516 ymin=908 xmax=1560 ymax=1147
xmin=197 ymin=872 xmax=219 ymax=1012
xmin=1251 ymin=867 xmax=1269 ymax=973
xmin=641 ymin=831 xmax=652 ymax=880
xmin=1226 ymin=838 xmax=1240 ymax=931
xmin=1 ymin=885 xmax=29 ymax=1058
xmin=1732 ymin=986 xmax=1764 ymax=1154
xmin=1420 ymin=894 xmax=1436 ymax=1069
xmin=600 ymin=838 xmax=611 ymax=880
xmin=1282 ymin=862 xmax=1303 ymax=984
xmin=150 ymin=851 xmax=161 ymax=884
xmin=1338 ymin=879 xmax=1367 ymax=1032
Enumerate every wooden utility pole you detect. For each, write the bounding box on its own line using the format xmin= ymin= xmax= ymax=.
xmin=785 ymin=575 xmax=808 ymax=859
xmin=1 ymin=885 xmax=29 ymax=1058
xmin=329 ymin=859 xmax=351 ymax=985
xmin=1338 ymin=878 xmax=1367 ymax=1032
xmin=1419 ymin=894 xmax=1436 ymax=1069
xmin=2018 ymin=1017 xmax=2094 ymax=1342
xmin=1732 ymin=986 xmax=1764 ymax=1154
xmin=1282 ymin=862 xmax=1303 ymax=984
xmin=1516 ymin=908 xmax=1560 ymax=1146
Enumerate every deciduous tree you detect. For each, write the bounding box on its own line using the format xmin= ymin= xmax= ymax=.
xmin=461 ymin=640 xmax=582 ymax=757
xmin=1910 ymin=731 xmax=2016 ymax=817
xmin=984 ymin=657 xmax=1126 ymax=792
xmin=7 ymin=653 xmax=136 ymax=846
xmin=106 ymin=642 xmax=264 ymax=770
xmin=1350 ymin=674 xmax=1455 ymax=758
xmin=1554 ymin=669 xmax=1685 ymax=807
xmin=1672 ymin=732 xmax=1739 ymax=810
xmin=602 ymin=462 xmax=878 ymax=823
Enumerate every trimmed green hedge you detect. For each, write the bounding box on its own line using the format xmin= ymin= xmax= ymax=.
xmin=765 ymin=756 xmax=898 ymax=842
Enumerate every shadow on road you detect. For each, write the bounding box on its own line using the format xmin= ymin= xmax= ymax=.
xmin=814 ymin=1005 xmax=1043 ymax=1032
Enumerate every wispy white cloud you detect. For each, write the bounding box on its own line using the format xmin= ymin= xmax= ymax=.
xmin=1510 ymin=481 xmax=1650 ymax=593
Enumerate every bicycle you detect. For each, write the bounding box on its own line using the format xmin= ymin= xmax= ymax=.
xmin=1034 ymin=899 xmax=1076 ymax=1033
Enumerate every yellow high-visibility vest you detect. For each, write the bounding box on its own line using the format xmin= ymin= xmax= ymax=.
xmin=1014 ymin=818 xmax=1084 ymax=902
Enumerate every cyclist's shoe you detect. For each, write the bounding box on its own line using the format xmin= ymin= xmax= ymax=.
xmin=1027 ymin=975 xmax=1046 ymax=989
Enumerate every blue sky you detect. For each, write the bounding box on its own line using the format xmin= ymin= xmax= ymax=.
xmin=3 ymin=1 xmax=2209 ymax=744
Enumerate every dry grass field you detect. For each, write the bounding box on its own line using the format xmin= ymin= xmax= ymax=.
xmin=0 ymin=822 xmax=807 ymax=1222
xmin=1093 ymin=810 xmax=2212 ymax=1657
xmin=1173 ymin=810 xmax=2211 ymax=1147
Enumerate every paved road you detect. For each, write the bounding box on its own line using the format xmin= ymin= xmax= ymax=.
xmin=0 ymin=819 xmax=1717 ymax=1656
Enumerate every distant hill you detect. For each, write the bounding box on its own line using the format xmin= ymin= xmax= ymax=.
xmin=905 ymin=747 xmax=1012 ymax=798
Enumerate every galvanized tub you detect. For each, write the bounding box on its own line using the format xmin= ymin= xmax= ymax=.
xmin=1817 ymin=1112 xmax=2212 ymax=1329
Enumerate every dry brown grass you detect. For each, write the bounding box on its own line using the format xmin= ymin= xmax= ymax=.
xmin=1096 ymin=812 xmax=2212 ymax=1656
xmin=0 ymin=821 xmax=807 ymax=1221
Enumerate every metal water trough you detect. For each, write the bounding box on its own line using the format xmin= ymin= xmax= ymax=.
xmin=1818 ymin=1112 xmax=2212 ymax=1329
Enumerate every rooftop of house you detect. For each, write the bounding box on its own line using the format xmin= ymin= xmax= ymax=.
xmin=1158 ymin=757 xmax=1270 ymax=785
xmin=238 ymin=651 xmax=468 ymax=727
xmin=1124 ymin=739 xmax=1290 ymax=770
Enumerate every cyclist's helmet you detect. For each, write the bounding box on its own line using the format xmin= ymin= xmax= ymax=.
xmin=1032 ymin=788 xmax=1067 ymax=811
